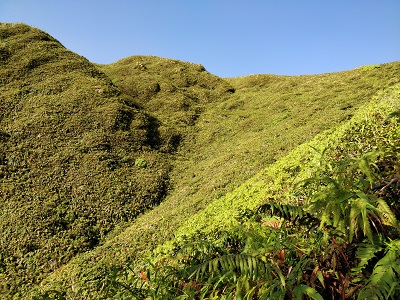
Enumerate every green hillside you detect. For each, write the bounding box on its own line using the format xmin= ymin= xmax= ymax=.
xmin=37 ymin=63 xmax=399 ymax=297
xmin=116 ymin=84 xmax=400 ymax=299
xmin=0 ymin=23 xmax=173 ymax=295
xmin=0 ymin=23 xmax=399 ymax=299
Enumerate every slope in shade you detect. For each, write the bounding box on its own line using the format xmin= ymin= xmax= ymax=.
xmin=0 ymin=23 xmax=171 ymax=293
xmin=97 ymin=55 xmax=235 ymax=151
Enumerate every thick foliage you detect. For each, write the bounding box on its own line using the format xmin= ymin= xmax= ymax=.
xmin=2 ymin=22 xmax=400 ymax=299
xmin=0 ymin=23 xmax=173 ymax=296
xmin=99 ymin=85 xmax=400 ymax=299
xmin=97 ymin=56 xmax=234 ymax=130
xmin=34 ymin=65 xmax=400 ymax=299
xmin=105 ymin=147 xmax=399 ymax=299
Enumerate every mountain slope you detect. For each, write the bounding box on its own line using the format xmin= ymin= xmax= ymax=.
xmin=0 ymin=23 xmax=237 ymax=298
xmin=34 ymin=60 xmax=400 ymax=298
xmin=36 ymin=75 xmax=400 ymax=300
xmin=124 ymin=83 xmax=400 ymax=299
xmin=1 ymin=23 xmax=399 ymax=299
xmin=0 ymin=23 xmax=173 ymax=295
xmin=171 ymin=83 xmax=400 ymax=242
xmin=101 ymin=55 xmax=400 ymax=215
xmin=97 ymin=56 xmax=236 ymax=158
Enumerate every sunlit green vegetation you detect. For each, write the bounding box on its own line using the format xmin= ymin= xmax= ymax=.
xmin=95 ymin=84 xmax=400 ymax=300
xmin=0 ymin=23 xmax=399 ymax=299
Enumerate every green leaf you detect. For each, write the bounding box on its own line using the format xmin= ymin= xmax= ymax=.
xmin=293 ymin=285 xmax=324 ymax=300
xmin=376 ymin=198 xmax=399 ymax=230
xmin=358 ymin=240 xmax=400 ymax=299
xmin=352 ymin=242 xmax=382 ymax=275
xmin=353 ymin=192 xmax=378 ymax=242
xmin=358 ymin=157 xmax=375 ymax=186
xmin=316 ymin=270 xmax=325 ymax=288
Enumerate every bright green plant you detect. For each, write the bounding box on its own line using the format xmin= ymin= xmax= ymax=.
xmin=106 ymin=144 xmax=399 ymax=299
xmin=134 ymin=158 xmax=148 ymax=168
xmin=302 ymin=149 xmax=399 ymax=244
xmin=2 ymin=22 xmax=400 ymax=299
xmin=357 ymin=240 xmax=400 ymax=299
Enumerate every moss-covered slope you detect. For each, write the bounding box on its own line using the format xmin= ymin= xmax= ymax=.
xmin=97 ymin=56 xmax=235 ymax=156
xmin=0 ymin=23 xmax=172 ymax=294
xmin=35 ymin=60 xmax=400 ymax=298
xmin=0 ymin=23 xmax=239 ymax=298
xmin=1 ymin=22 xmax=399 ymax=299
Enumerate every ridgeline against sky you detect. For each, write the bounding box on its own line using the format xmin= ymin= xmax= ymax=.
xmin=1 ymin=0 xmax=399 ymax=77
xmin=1 ymin=22 xmax=400 ymax=298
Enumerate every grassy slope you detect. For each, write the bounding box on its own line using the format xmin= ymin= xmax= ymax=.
xmin=1 ymin=21 xmax=399 ymax=300
xmin=171 ymin=83 xmax=400 ymax=243
xmin=0 ymin=24 xmax=234 ymax=298
xmin=130 ymin=83 xmax=400 ymax=299
xmin=33 ymin=56 xmax=400 ymax=297
xmin=101 ymin=57 xmax=400 ymax=215
xmin=0 ymin=23 xmax=174 ymax=296
xmin=97 ymin=56 xmax=235 ymax=157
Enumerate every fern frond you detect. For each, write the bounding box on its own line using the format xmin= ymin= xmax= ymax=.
xmin=357 ymin=240 xmax=400 ymax=299
xmin=358 ymin=154 xmax=377 ymax=187
xmin=375 ymin=198 xmax=399 ymax=230
xmin=257 ymin=202 xmax=308 ymax=224
xmin=352 ymin=242 xmax=382 ymax=276
xmin=191 ymin=254 xmax=266 ymax=282
xmin=349 ymin=192 xmax=379 ymax=243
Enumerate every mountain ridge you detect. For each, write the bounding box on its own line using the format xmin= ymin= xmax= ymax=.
xmin=0 ymin=23 xmax=399 ymax=298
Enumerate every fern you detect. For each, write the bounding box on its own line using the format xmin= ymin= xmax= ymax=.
xmin=256 ymin=202 xmax=318 ymax=227
xmin=191 ymin=254 xmax=265 ymax=282
xmin=375 ymin=198 xmax=399 ymax=230
xmin=349 ymin=192 xmax=378 ymax=243
xmin=358 ymin=240 xmax=400 ymax=299
xmin=352 ymin=242 xmax=382 ymax=277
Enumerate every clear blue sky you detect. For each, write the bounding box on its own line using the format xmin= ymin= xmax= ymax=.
xmin=1 ymin=0 xmax=399 ymax=77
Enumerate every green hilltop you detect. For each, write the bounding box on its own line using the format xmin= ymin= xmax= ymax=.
xmin=0 ymin=23 xmax=173 ymax=293
xmin=0 ymin=23 xmax=399 ymax=299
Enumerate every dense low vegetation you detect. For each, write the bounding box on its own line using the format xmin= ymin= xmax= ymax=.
xmin=0 ymin=23 xmax=399 ymax=299
xmin=0 ymin=23 xmax=174 ymax=294
xmin=108 ymin=85 xmax=399 ymax=299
